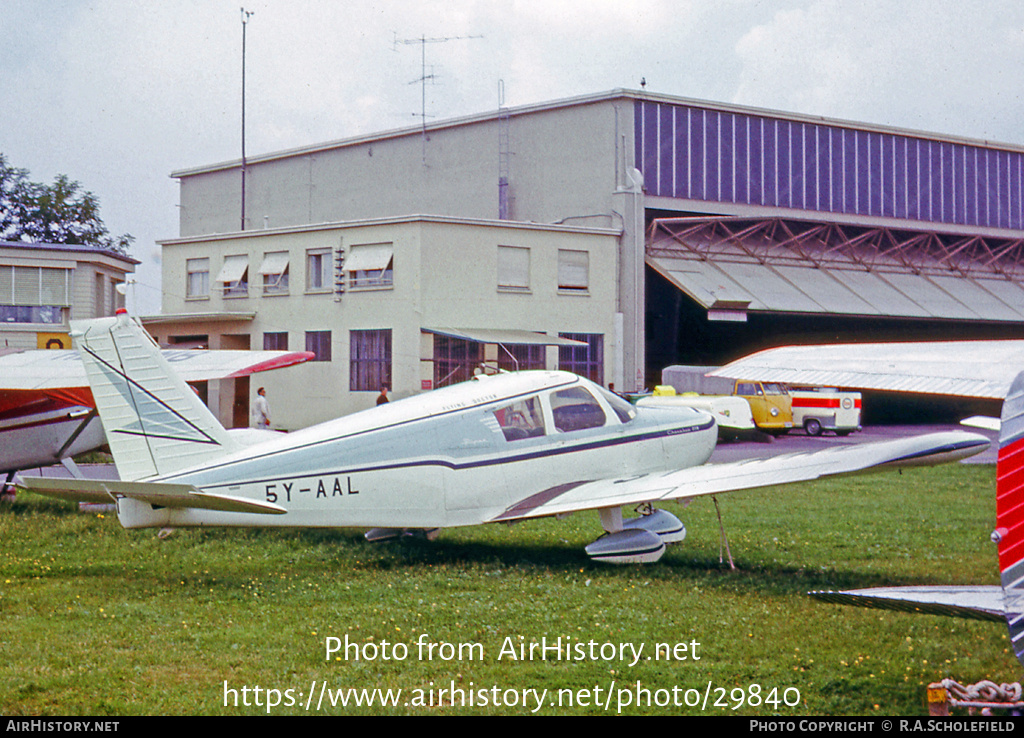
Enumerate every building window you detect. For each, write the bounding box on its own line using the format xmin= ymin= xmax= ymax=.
xmin=497 ymin=245 xmax=530 ymax=292
xmin=0 ymin=305 xmax=63 ymax=324
xmin=346 ymin=243 xmax=393 ymax=289
xmin=559 ymin=333 xmax=603 ymax=384
xmin=217 ymin=255 xmax=249 ymax=298
xmin=496 ymin=343 xmax=545 ymax=372
xmin=350 ymin=329 xmax=392 ymax=392
xmin=0 ymin=265 xmax=70 ymax=324
xmin=306 ymin=248 xmax=333 ymax=292
xmin=304 ymin=331 xmax=332 ymax=362
xmin=259 ymin=251 xmax=290 ymax=295
xmin=186 ymin=258 xmax=210 ymax=298
xmin=557 ymin=249 xmax=589 ymax=292
xmin=263 ymin=332 xmax=288 ymax=351
xmin=433 ymin=335 xmax=481 ymax=388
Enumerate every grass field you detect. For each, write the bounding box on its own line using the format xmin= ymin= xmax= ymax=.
xmin=0 ymin=463 xmax=1017 ymax=716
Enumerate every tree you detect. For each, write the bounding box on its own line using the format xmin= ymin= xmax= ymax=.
xmin=0 ymin=153 xmax=133 ymax=254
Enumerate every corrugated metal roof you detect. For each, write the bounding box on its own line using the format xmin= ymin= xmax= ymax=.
xmin=648 ymin=216 xmax=1024 ymax=322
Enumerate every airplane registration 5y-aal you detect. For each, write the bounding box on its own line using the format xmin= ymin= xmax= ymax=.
xmin=22 ymin=312 xmax=992 ymax=564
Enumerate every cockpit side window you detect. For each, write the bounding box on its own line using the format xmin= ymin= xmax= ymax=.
xmin=493 ymin=396 xmax=545 ymax=441
xmin=597 ymin=387 xmax=637 ymax=423
xmin=550 ymin=386 xmax=607 ymax=432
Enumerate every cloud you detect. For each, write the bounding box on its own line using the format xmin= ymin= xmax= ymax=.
xmin=732 ymin=0 xmax=1024 ymax=143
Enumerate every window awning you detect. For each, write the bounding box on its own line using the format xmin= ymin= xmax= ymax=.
xmin=216 ymin=255 xmax=249 ymax=284
xmin=346 ymin=244 xmax=393 ymax=272
xmin=424 ymin=328 xmax=586 ymax=346
xmin=258 ymin=252 xmax=289 ymax=275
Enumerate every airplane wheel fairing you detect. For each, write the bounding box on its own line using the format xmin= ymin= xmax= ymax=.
xmin=623 ymin=509 xmax=686 ymax=543
xmin=586 ymin=529 xmax=665 ymax=564
xmin=365 ymin=527 xmax=403 ymax=542
xmin=365 ymin=527 xmax=440 ymax=542
xmin=804 ymin=418 xmax=823 ymax=436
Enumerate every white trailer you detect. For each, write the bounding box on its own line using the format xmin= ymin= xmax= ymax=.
xmin=790 ymin=389 xmax=862 ymax=436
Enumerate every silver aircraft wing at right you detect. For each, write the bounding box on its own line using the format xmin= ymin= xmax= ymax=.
xmin=492 ymin=430 xmax=989 ymax=522
xmin=808 ymin=587 xmax=1005 ymax=622
xmin=710 ymin=340 xmax=1024 ymax=399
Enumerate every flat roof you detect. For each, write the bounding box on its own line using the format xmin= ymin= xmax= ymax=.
xmin=158 ymin=213 xmax=621 ymax=247
xmin=0 ymin=240 xmax=139 ymax=265
xmin=172 ymin=89 xmax=1024 ymax=179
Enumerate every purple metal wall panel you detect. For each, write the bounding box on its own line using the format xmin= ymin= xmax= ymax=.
xmin=688 ymin=109 xmax=704 ymax=200
xmin=762 ymin=119 xmax=777 ymax=206
xmin=634 ymin=99 xmax=1024 ymax=232
xmin=881 ymin=134 xmax=895 ymax=217
xmin=642 ymin=103 xmax=659 ymax=193
xmin=734 ymin=115 xmax=748 ymax=203
xmin=746 ymin=117 xmax=761 ymax=205
xmin=719 ymin=112 xmax=735 ymax=203
xmin=1011 ymin=154 xmax=1022 ymax=229
xmin=659 ymin=105 xmax=674 ymax=197
xmin=673 ymin=107 xmax=688 ymax=199
xmin=941 ymin=142 xmax=955 ymax=224
xmin=704 ymin=109 xmax=720 ymax=202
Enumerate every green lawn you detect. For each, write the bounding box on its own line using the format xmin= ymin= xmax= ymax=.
xmin=0 ymin=464 xmax=1016 ymax=715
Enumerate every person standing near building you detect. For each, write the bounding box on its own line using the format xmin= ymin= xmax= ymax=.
xmin=252 ymin=386 xmax=271 ymax=427
xmin=376 ymin=384 xmax=389 ymax=406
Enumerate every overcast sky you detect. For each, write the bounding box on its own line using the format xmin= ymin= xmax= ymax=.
xmin=2 ymin=0 xmax=1022 ymax=314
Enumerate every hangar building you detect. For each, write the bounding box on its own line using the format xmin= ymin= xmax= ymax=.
xmin=153 ymin=89 xmax=1024 ymax=428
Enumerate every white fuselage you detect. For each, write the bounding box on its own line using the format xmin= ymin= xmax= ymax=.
xmin=114 ymin=372 xmax=717 ymax=530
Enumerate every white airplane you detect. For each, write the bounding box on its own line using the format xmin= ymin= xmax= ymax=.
xmin=713 ymin=341 xmax=1024 ymax=668
xmin=0 ymin=343 xmax=312 ymax=489
xmin=21 ymin=312 xmax=990 ymax=564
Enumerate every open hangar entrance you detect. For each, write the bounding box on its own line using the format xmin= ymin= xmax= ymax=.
xmin=644 ymin=216 xmax=1024 ymax=423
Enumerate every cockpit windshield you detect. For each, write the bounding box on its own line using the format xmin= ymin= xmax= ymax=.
xmin=550 ymin=386 xmax=607 ymax=432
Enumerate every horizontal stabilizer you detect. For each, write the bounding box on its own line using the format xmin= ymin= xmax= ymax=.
xmin=22 ymin=476 xmax=285 ymax=515
xmin=809 ymin=587 xmax=1006 ymax=622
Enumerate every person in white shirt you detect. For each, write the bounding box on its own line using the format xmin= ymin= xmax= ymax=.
xmin=252 ymin=386 xmax=271 ymax=427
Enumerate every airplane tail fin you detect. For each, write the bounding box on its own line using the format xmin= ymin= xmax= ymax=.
xmin=72 ymin=311 xmax=241 ymax=482
xmin=996 ymin=369 xmax=1024 ymax=666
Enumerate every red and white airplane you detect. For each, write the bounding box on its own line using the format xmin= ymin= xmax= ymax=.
xmin=0 ymin=343 xmax=312 ymax=490
xmin=20 ymin=312 xmax=990 ymax=565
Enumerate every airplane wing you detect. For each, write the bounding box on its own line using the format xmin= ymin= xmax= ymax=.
xmin=492 ymin=430 xmax=989 ymax=521
xmin=808 ymin=587 xmax=1005 ymax=622
xmin=709 ymin=341 xmax=1024 ymax=399
xmin=21 ymin=476 xmax=286 ymax=515
xmin=0 ymin=347 xmax=314 ymax=391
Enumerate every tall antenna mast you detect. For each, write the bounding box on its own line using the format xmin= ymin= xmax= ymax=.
xmin=393 ymin=32 xmax=482 ymax=162
xmin=240 ymin=7 xmax=254 ymax=231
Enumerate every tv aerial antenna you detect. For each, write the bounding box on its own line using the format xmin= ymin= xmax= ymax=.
xmin=393 ymin=32 xmax=483 ymax=161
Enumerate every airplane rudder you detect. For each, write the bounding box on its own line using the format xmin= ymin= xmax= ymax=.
xmin=996 ymin=370 xmax=1024 ymax=667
